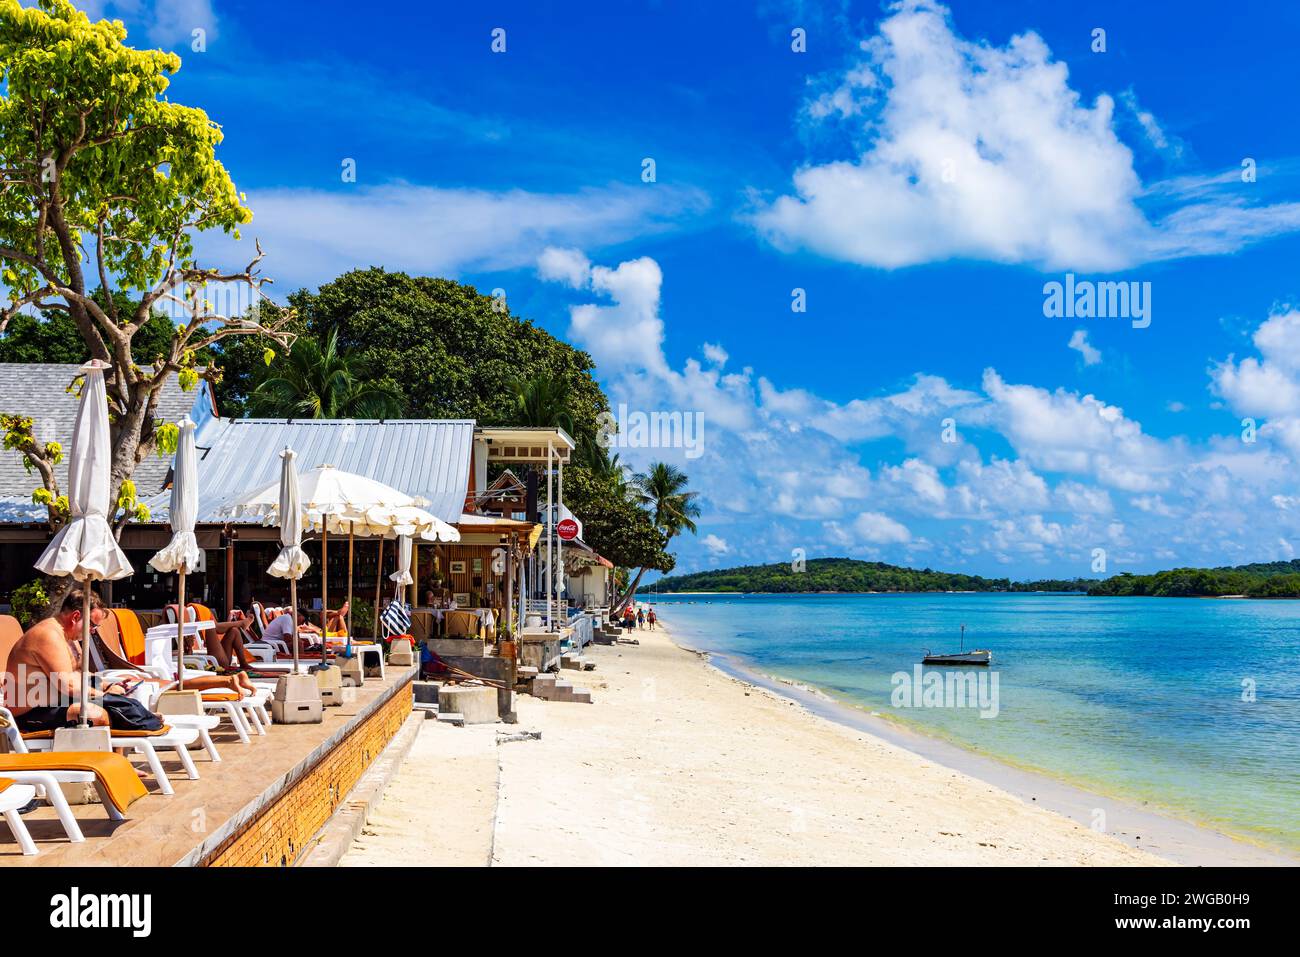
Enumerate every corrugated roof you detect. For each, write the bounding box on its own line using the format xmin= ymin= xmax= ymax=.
xmin=0 ymin=363 xmax=205 ymax=521
xmin=154 ymin=418 xmax=474 ymax=525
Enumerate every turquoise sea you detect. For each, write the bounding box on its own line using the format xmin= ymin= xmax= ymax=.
xmin=647 ymin=592 xmax=1300 ymax=853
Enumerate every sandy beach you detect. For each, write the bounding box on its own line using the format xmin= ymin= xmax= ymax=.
xmin=341 ymin=621 xmax=1284 ymax=866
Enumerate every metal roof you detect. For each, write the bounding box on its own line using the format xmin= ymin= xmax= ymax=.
xmin=0 ymin=363 xmax=207 ymax=522
xmin=152 ymin=417 xmax=475 ymax=526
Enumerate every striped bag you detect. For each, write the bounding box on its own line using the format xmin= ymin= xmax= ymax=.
xmin=381 ymin=597 xmax=411 ymax=637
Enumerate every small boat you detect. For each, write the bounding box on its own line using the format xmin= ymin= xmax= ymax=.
xmin=922 ymin=625 xmax=992 ymax=666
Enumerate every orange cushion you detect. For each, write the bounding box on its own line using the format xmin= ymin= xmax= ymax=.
xmin=189 ymin=603 xmax=216 ymax=623
xmin=111 ymin=608 xmax=148 ymax=665
xmin=0 ymin=753 xmax=147 ymax=812
xmin=201 ymin=692 xmax=241 ymax=702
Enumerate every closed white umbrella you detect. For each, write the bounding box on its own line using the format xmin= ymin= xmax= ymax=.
xmin=34 ymin=359 xmax=134 ymax=727
xmin=390 ymin=535 xmax=413 ymax=586
xmin=149 ymin=417 xmax=200 ymax=691
xmin=266 ymin=448 xmax=310 ymax=674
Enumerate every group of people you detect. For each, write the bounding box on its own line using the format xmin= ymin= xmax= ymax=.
xmin=619 ymin=603 xmax=657 ymax=630
xmin=0 ymin=587 xmax=349 ymax=734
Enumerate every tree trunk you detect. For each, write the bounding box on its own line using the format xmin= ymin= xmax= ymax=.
xmin=40 ymin=576 xmax=75 ymax=622
xmin=612 ymin=566 xmax=648 ymax=615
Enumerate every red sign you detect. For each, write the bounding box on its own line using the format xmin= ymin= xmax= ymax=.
xmin=556 ymin=518 xmax=579 ymax=541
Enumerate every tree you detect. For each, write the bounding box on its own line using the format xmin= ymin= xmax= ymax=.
xmin=614 ymin=462 xmax=701 ymax=610
xmin=506 ymin=373 xmax=576 ymax=437
xmin=211 ymin=268 xmax=607 ymax=436
xmin=630 ymin=463 xmax=701 ymax=538
xmin=248 ymin=328 xmax=402 ymax=419
xmin=563 ymin=466 xmax=673 ymax=579
xmin=0 ymin=0 xmax=293 ymax=607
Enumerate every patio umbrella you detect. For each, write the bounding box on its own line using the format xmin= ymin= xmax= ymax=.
xmin=217 ymin=465 xmax=447 ymax=665
xmin=34 ymin=359 xmax=134 ymax=727
xmin=148 ymin=417 xmax=200 ymax=691
xmin=266 ymin=448 xmax=310 ymax=674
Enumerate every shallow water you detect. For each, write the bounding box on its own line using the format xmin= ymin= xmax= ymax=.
xmin=647 ymin=592 xmax=1300 ymax=852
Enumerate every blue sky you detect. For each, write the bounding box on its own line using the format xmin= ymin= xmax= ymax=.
xmin=72 ymin=0 xmax=1300 ymax=579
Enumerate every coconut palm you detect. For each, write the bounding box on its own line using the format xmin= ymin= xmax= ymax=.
xmin=577 ymin=439 xmax=630 ymax=499
xmin=506 ymin=373 xmax=575 ymax=436
xmin=613 ymin=462 xmax=700 ymax=612
xmin=630 ymin=462 xmax=700 ymax=540
xmin=249 ymin=329 xmax=402 ymax=419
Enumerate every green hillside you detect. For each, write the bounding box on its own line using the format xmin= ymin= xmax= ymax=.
xmin=643 ymin=558 xmax=1300 ymax=598
xmin=641 ymin=558 xmax=1086 ymax=594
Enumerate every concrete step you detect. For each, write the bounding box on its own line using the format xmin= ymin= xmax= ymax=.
xmin=435 ymin=711 xmax=465 ymax=726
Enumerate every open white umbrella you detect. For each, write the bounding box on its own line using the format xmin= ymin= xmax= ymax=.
xmin=148 ymin=417 xmax=200 ymax=691
xmin=34 ymin=359 xmax=134 ymax=727
xmin=265 ymin=448 xmax=310 ymax=674
xmin=217 ymin=466 xmax=457 ymax=662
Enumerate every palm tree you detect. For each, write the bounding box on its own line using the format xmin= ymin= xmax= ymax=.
xmin=577 ymin=438 xmax=630 ymax=500
xmin=630 ymin=462 xmax=700 ymax=539
xmin=507 ymin=373 xmax=575 ymax=436
xmin=615 ymin=462 xmax=700 ymax=611
xmin=249 ymin=329 xmax=402 ymax=419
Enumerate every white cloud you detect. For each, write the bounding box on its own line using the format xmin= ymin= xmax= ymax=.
xmin=197 ymin=184 xmax=705 ymax=293
xmin=754 ymin=0 xmax=1300 ymax=270
xmin=537 ymin=247 xmax=591 ymax=288
xmin=1067 ymin=329 xmax=1102 ymax=366
xmin=81 ymin=0 xmax=219 ymax=46
xmin=701 ymin=534 xmax=730 ymax=556
xmin=702 ymin=343 xmax=729 ymax=367
xmin=853 ymin=511 xmax=913 ymax=544
xmin=1211 ymin=309 xmax=1300 ymax=418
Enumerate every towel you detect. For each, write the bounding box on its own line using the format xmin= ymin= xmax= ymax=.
xmin=0 ymin=777 xmax=12 ymax=794
xmin=189 ymin=603 xmax=216 ymax=623
xmin=111 ymin=608 xmax=148 ymax=665
xmin=0 ymin=753 xmax=147 ymax=812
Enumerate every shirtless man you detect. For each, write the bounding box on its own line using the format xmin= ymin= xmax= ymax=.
xmin=2 ymin=587 xmax=113 ymax=731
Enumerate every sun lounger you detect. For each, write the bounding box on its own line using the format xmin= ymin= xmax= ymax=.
xmin=0 ymin=707 xmax=148 ymax=833
xmin=0 ymin=717 xmax=148 ymax=816
xmin=97 ymin=610 xmax=272 ymax=742
xmin=0 ymin=778 xmax=38 ymax=855
xmin=19 ymin=721 xmax=200 ymax=796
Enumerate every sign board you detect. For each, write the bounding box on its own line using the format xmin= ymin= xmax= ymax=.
xmin=556 ymin=518 xmax=580 ymax=541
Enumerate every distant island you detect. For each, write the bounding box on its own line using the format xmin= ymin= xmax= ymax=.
xmin=642 ymin=558 xmax=1300 ymax=598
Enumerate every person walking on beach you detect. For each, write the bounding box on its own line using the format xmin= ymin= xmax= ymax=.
xmin=647 ymin=607 xmax=657 ymax=630
xmin=636 ymin=607 xmax=645 ymax=630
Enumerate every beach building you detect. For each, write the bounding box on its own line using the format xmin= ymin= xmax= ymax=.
xmin=0 ymin=361 xmax=614 ymax=866
xmin=0 ymin=363 xmax=607 ymax=634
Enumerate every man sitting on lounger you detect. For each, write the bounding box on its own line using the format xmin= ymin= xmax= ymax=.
xmin=2 ymin=587 xmax=115 ymax=731
xmin=262 ymin=608 xmax=323 ymax=655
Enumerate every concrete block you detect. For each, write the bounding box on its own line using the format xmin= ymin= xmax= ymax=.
xmin=388 ymin=639 xmax=414 ymax=666
xmin=53 ymin=726 xmax=111 ymax=804
xmin=436 ymin=686 xmax=498 ymax=725
xmin=338 ymin=655 xmax=364 ymax=687
xmin=314 ymin=664 xmax=344 ymax=706
xmin=425 ymin=637 xmax=487 ymax=658
xmin=412 ymin=681 xmax=442 ymax=704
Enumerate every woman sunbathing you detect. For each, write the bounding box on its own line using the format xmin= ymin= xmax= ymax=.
xmin=173 ymin=603 xmax=260 ymax=674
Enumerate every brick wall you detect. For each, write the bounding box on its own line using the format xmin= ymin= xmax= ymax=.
xmin=202 ymin=680 xmax=412 ymax=867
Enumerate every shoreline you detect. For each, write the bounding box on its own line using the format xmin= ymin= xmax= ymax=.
xmin=344 ymin=620 xmax=1293 ymax=866
xmin=674 ymin=637 xmax=1298 ymax=866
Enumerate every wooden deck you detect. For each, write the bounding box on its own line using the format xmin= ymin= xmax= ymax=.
xmin=0 ymin=665 xmax=415 ymax=867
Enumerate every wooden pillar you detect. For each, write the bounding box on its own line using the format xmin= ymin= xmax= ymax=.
xmin=225 ymin=529 xmax=236 ymax=616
